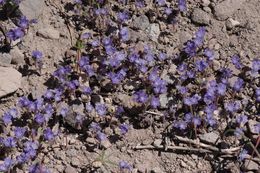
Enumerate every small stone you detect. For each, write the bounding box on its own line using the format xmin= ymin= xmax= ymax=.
xmin=92 ymin=161 xmax=102 ymax=168
xmin=248 ymin=120 xmax=258 ymax=134
xmin=86 ymin=137 xmax=96 ymax=144
xmin=226 ymin=18 xmax=240 ymax=29
xmin=37 ymin=27 xmax=60 ymax=39
xmin=71 ymin=158 xmax=81 ymax=167
xmin=0 ymin=53 xmax=12 ymax=64
xmin=202 ymin=0 xmax=210 ymax=6
xmin=151 ymin=167 xmax=163 ymax=173
xmin=243 ymin=160 xmax=259 ymax=171
xmin=199 ymin=132 xmax=220 ymax=145
xmin=161 ymin=69 xmax=175 ymax=84
xmin=191 ymin=8 xmax=210 ymax=25
xmin=203 ymin=7 xmax=212 ymax=13
xmin=180 ymin=161 xmax=188 ymax=168
xmin=10 ymin=47 xmax=25 ymax=65
xmin=132 ymin=15 xmax=150 ymax=30
xmin=100 ymin=139 xmax=112 ymax=149
xmin=153 ymin=139 xmax=162 ymax=148
xmin=159 ymin=93 xmax=173 ymax=109
xmin=0 ymin=67 xmax=22 ymax=98
xmin=212 ymin=60 xmax=221 ymax=71
xmin=64 ymin=165 xmax=77 ymax=173
xmin=148 ymin=23 xmax=160 ymax=41
xmin=214 ymin=0 xmax=246 ymax=20
xmin=179 ymin=31 xmax=192 ymax=46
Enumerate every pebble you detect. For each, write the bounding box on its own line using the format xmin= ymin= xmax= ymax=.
xmin=191 ymin=8 xmax=211 ymax=25
xmin=100 ymin=139 xmax=112 ymax=149
xmin=226 ymin=18 xmax=240 ymax=29
xmin=0 ymin=53 xmax=11 ymax=64
xmin=148 ymin=23 xmax=160 ymax=41
xmin=202 ymin=0 xmax=210 ymax=6
xmin=37 ymin=27 xmax=60 ymax=40
xmin=212 ymin=60 xmax=221 ymax=71
xmin=153 ymin=139 xmax=162 ymax=148
xmin=64 ymin=165 xmax=77 ymax=173
xmin=19 ymin=0 xmax=45 ymax=19
xmin=0 ymin=67 xmax=22 ymax=98
xmin=243 ymin=160 xmax=259 ymax=171
xmin=151 ymin=167 xmax=163 ymax=173
xmin=71 ymin=158 xmax=81 ymax=167
xmin=10 ymin=47 xmax=25 ymax=65
xmin=214 ymin=0 xmax=246 ymax=20
xmin=199 ymin=132 xmax=220 ymax=145
xmin=132 ymin=15 xmax=150 ymax=31
xmin=159 ymin=93 xmax=172 ymax=109
xmin=247 ymin=119 xmax=259 ymax=134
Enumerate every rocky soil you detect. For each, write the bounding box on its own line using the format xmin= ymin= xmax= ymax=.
xmin=0 ymin=0 xmax=260 ymax=172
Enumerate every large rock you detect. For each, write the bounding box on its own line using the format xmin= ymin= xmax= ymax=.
xmin=19 ymin=0 xmax=45 ymax=19
xmin=214 ymin=0 xmax=246 ymax=20
xmin=0 ymin=67 xmax=22 ymax=98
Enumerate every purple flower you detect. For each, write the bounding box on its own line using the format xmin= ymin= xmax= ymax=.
xmin=86 ymin=103 xmax=94 ymax=113
xmin=236 ymin=115 xmax=248 ymax=126
xmin=44 ymin=90 xmax=53 ymax=99
xmin=195 ymin=59 xmax=208 ymax=72
xmin=204 ymin=48 xmax=214 ymax=60
xmin=81 ymin=86 xmax=92 ymax=94
xmin=97 ymin=132 xmax=107 ymax=141
xmin=120 ymin=27 xmax=129 ymax=41
xmin=60 ymin=107 xmax=68 ymax=117
xmin=44 ymin=128 xmax=55 ymax=141
xmin=91 ymin=39 xmax=100 ymax=47
xmin=117 ymin=11 xmax=129 ymax=23
xmin=251 ymin=59 xmax=260 ymax=74
xmin=151 ymin=96 xmax=160 ymax=108
xmin=7 ymin=28 xmax=24 ymax=41
xmin=184 ymin=41 xmax=197 ymax=57
xmin=233 ymin=78 xmax=244 ymax=92
xmin=238 ymin=149 xmax=248 ymax=161
xmin=184 ymin=113 xmax=192 ymax=123
xmin=193 ymin=117 xmax=201 ymax=127
xmin=174 ymin=121 xmax=187 ymax=130
xmin=184 ymin=94 xmax=201 ymax=106
xmin=178 ymin=0 xmax=187 ymax=12
xmin=89 ymin=122 xmax=101 ymax=132
xmin=119 ymin=161 xmax=132 ymax=171
xmin=18 ymin=16 xmax=29 ymax=29
xmin=32 ymin=50 xmax=43 ymax=61
xmin=216 ymin=83 xmax=226 ymax=96
xmin=133 ymin=90 xmax=148 ymax=103
xmin=119 ymin=123 xmax=129 ymax=135
xmin=135 ymin=0 xmax=145 ymax=8
xmin=35 ymin=113 xmax=45 ymax=124
xmin=234 ymin=127 xmax=244 ymax=137
xmin=24 ymin=140 xmax=39 ymax=158
xmin=29 ymin=163 xmax=50 ymax=173
xmin=231 ymin=55 xmax=243 ymax=69
xmin=95 ymin=103 xmax=107 ymax=116
xmin=4 ymin=137 xmax=16 ymax=147
xmin=165 ymin=7 xmax=173 ymax=15
xmin=14 ymin=127 xmax=26 ymax=139
xmin=194 ymin=27 xmax=206 ymax=47
xmin=0 ymin=157 xmax=14 ymax=172
xmin=176 ymin=85 xmax=188 ymax=95
xmin=18 ymin=96 xmax=30 ymax=107
xmin=224 ymin=101 xmax=241 ymax=113
xmin=2 ymin=112 xmax=12 ymax=125
xmin=254 ymin=124 xmax=260 ymax=134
